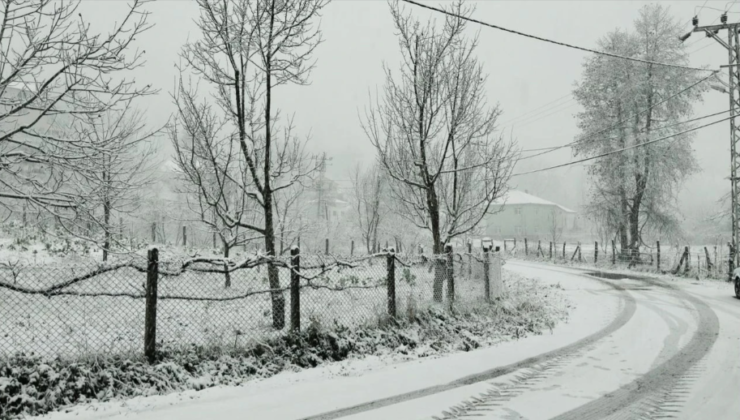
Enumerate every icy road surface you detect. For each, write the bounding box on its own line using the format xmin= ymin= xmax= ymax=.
xmin=38 ymin=262 xmax=740 ymax=420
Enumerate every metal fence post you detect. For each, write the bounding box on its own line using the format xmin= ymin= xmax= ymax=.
xmin=483 ymin=245 xmax=491 ymax=302
xmin=657 ymin=240 xmax=661 ymax=272
xmin=445 ymin=244 xmax=454 ymax=304
xmin=325 ymin=238 xmax=329 ymax=254
xmin=549 ymin=242 xmax=552 ymax=259
xmin=144 ymin=248 xmax=159 ymax=364
xmin=524 ymin=238 xmax=528 ymax=256
xmin=290 ymin=246 xmax=300 ymax=332
xmin=351 ymin=240 xmax=354 ymax=257
xmin=562 ymin=242 xmax=566 ymax=259
xmin=386 ymin=247 xmax=396 ymax=318
xmin=182 ymin=226 xmax=187 ymax=247
xmin=594 ymin=241 xmax=598 ymax=263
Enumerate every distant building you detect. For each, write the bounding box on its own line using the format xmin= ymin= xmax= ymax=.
xmin=482 ymin=190 xmax=578 ymax=241
xmin=307 ymin=197 xmax=352 ymax=223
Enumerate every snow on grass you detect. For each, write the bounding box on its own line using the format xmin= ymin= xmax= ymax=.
xmin=509 ymin=242 xmax=733 ymax=283
xmin=1 ymin=269 xmax=569 ymax=419
xmin=0 ymin=253 xmax=499 ymax=359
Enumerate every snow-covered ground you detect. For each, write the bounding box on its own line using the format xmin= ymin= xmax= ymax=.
xmin=32 ymin=263 xmax=617 ymax=420
xmin=31 ymin=260 xmax=740 ymax=420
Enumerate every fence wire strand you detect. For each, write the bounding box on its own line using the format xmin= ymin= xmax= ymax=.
xmin=0 ymin=250 xmax=505 ymax=359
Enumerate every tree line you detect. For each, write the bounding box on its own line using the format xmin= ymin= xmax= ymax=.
xmin=0 ymin=0 xmax=708 ymax=327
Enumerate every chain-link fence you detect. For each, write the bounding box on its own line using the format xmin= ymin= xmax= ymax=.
xmin=0 ymin=248 xmax=505 ymax=361
xmin=504 ymin=238 xmax=733 ymax=279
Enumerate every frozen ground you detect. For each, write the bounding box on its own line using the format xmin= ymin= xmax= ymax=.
xmin=30 ymin=260 xmax=740 ymax=420
xmin=31 ymin=262 xmax=614 ymax=420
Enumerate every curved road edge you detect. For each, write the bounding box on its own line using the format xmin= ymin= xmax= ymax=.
xmin=300 ymin=262 xmax=637 ymax=420
xmin=549 ymin=269 xmax=721 ymax=419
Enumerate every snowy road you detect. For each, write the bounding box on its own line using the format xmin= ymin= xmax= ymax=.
xmin=41 ymin=262 xmax=740 ymax=420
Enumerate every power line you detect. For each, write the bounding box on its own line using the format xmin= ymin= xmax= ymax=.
xmin=400 ymin=0 xmax=715 ymax=73
xmin=511 ymin=112 xmax=737 ymax=177
xmin=689 ymin=41 xmax=716 ymax=55
xmin=515 ymin=70 xmax=719 ymax=162
xmin=501 ymin=100 xmax=579 ymax=132
xmin=496 ymin=93 xmax=573 ymax=127
xmin=521 ymin=146 xmax=562 ymax=153
xmin=701 ymin=5 xmax=740 ymax=13
xmin=697 ymin=0 xmax=711 ymax=17
xmin=520 ymin=109 xmax=730 ymax=154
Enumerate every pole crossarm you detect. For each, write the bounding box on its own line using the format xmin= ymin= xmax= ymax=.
xmin=692 ymin=23 xmax=740 ymax=32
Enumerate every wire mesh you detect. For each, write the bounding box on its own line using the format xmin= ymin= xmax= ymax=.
xmin=0 ymin=250 xmax=505 ymax=360
xmin=502 ymin=239 xmax=732 ymax=279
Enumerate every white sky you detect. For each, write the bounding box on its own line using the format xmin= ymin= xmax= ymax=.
xmin=80 ymin=0 xmax=735 ymax=215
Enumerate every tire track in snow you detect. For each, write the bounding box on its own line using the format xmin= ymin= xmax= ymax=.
xmin=430 ymin=284 xmax=693 ymax=420
xmin=549 ymin=274 xmax=720 ymax=420
xmin=300 ymin=270 xmax=637 ymax=420
xmin=599 ymin=357 xmax=708 ymax=420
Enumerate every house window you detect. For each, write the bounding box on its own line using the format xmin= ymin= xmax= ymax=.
xmin=514 ymin=206 xmax=522 ymax=215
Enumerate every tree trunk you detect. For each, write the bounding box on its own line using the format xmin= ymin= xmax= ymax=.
xmin=263 ymin=17 xmax=285 ymax=330
xmin=617 ymin=104 xmax=629 ymax=257
xmin=103 ymin=199 xmax=111 ymax=262
xmin=223 ymin=243 xmax=231 ymax=288
xmin=629 ymin=64 xmax=653 ymax=266
xmin=428 ymin=189 xmax=444 ymax=302
xmin=628 ymin=199 xmax=641 ymax=264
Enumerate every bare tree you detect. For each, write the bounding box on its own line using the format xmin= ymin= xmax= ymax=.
xmin=170 ymin=0 xmax=326 ymax=329
xmin=548 ymin=208 xmax=564 ymax=245
xmin=74 ymin=101 xmax=160 ymax=261
xmin=350 ymin=162 xmax=385 ymax=254
xmin=0 ymin=0 xmax=154 ymax=223
xmin=362 ymin=0 xmax=516 ymax=301
xmin=169 ymin=98 xmax=264 ymax=287
xmin=274 ymin=171 xmax=312 ymax=255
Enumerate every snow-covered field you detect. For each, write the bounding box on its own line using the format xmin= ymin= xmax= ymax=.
xmin=0 ymin=255 xmax=493 ymax=359
xmin=28 ymin=260 xmax=740 ymax=420
xmin=27 ymin=263 xmax=584 ymax=420
xmin=506 ymin=240 xmax=731 ymax=279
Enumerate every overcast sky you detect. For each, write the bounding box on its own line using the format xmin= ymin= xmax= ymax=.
xmin=80 ymin=0 xmax=735 ymax=215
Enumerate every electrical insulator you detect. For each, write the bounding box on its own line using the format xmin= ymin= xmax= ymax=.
xmin=693 ymin=15 xmax=699 ymax=26
xmin=722 ymin=13 xmax=728 ymax=24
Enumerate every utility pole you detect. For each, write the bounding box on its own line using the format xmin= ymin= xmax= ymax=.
xmin=684 ymin=13 xmax=740 ymax=273
xmin=314 ymin=154 xmax=333 ymax=220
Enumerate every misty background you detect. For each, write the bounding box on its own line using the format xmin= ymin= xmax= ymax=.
xmin=76 ymin=0 xmax=732 ymax=241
